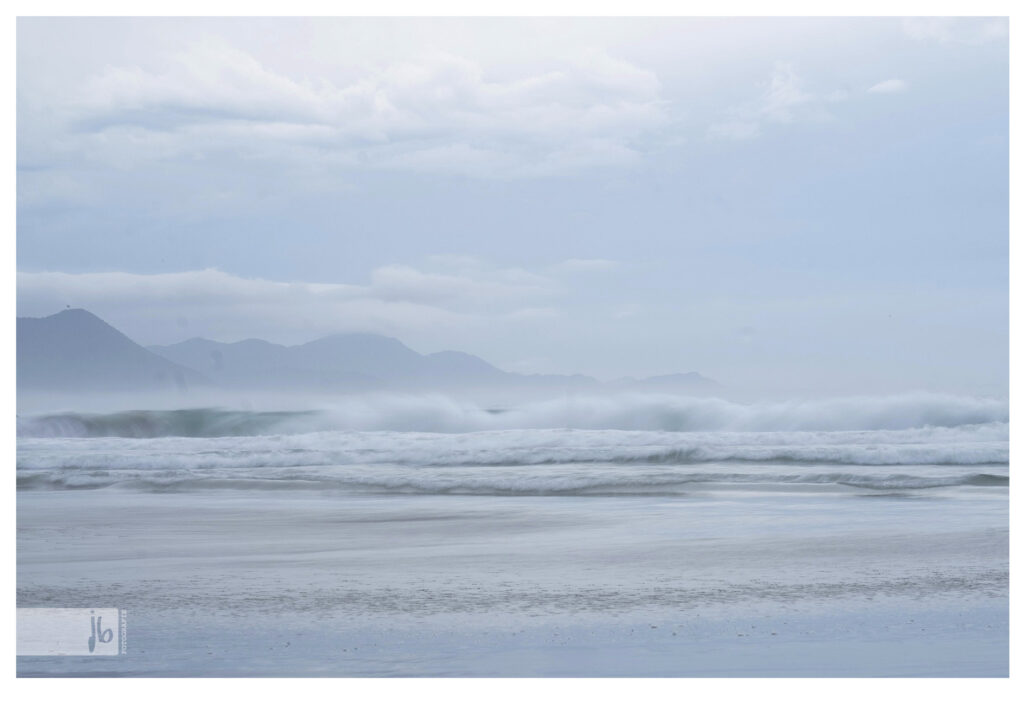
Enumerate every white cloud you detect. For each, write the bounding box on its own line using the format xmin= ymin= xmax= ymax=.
xmin=555 ymin=258 xmax=619 ymax=273
xmin=759 ymin=63 xmax=813 ymax=123
xmin=17 ymin=262 xmax=568 ymax=345
xmin=707 ymin=63 xmax=831 ymax=141
xmin=55 ymin=41 xmax=670 ymax=177
xmin=902 ymin=18 xmax=1008 ymax=45
xmin=369 ymin=264 xmax=554 ymax=307
xmin=824 ymin=89 xmax=850 ymax=103
xmin=868 ymin=79 xmax=908 ymax=95
xmin=505 ymin=307 xmax=562 ymax=321
xmin=708 ymin=62 xmax=914 ymax=141
xmin=16 ymin=269 xmax=422 ymax=344
xmin=706 ymin=120 xmax=761 ymax=141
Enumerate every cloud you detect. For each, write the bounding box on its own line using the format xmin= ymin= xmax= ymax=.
xmin=902 ymin=18 xmax=1008 ymax=45
xmin=369 ymin=264 xmax=554 ymax=308
xmin=707 ymin=63 xmax=831 ymax=141
xmin=868 ymin=79 xmax=908 ymax=95
xmin=50 ymin=41 xmax=670 ymax=178
xmin=758 ymin=63 xmax=813 ymax=123
xmin=505 ymin=307 xmax=562 ymax=321
xmin=708 ymin=63 xmax=915 ymax=141
xmin=17 ymin=262 xmax=566 ymax=345
xmin=555 ymin=258 xmax=619 ymax=273
xmin=706 ymin=120 xmax=760 ymax=141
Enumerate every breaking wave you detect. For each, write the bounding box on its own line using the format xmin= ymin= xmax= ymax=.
xmin=17 ymin=394 xmax=1008 ymax=495
xmin=16 ymin=392 xmax=1010 ymax=437
xmin=16 ymin=408 xmax=320 ymax=439
xmin=16 ymin=423 xmax=1009 ymax=472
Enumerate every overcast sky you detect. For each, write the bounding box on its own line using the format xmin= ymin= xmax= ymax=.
xmin=16 ymin=17 xmax=1008 ymax=396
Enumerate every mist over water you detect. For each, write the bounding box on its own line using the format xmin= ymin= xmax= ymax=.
xmin=16 ymin=391 xmax=1009 ymax=437
xmin=16 ymin=391 xmax=1009 ymax=494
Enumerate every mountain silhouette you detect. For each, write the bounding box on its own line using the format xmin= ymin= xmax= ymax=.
xmin=17 ymin=309 xmax=209 ymax=392
xmin=18 ymin=308 xmax=722 ymax=396
xmin=149 ymin=331 xmax=513 ymax=391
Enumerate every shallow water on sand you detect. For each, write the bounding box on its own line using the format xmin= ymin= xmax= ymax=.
xmin=17 ymin=461 xmax=1008 ymax=676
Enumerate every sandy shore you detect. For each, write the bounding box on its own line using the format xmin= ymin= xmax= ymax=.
xmin=17 ymin=484 xmax=1008 ymax=676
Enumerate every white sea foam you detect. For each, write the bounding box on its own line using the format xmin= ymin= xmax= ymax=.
xmin=16 ymin=392 xmax=1010 ymax=437
xmin=16 ymin=394 xmax=1008 ymax=494
xmin=16 ymin=422 xmax=1009 ymax=473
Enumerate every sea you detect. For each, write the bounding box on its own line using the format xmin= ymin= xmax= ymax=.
xmin=16 ymin=392 xmax=1009 ymax=676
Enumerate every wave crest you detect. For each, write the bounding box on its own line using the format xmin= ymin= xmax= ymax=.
xmin=16 ymin=392 xmax=1010 ymax=437
xmin=16 ymin=424 xmax=1009 ymax=471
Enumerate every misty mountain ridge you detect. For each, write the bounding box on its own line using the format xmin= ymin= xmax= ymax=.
xmin=18 ymin=308 xmax=721 ymax=396
xmin=17 ymin=308 xmax=209 ymax=392
xmin=608 ymin=372 xmax=724 ymax=395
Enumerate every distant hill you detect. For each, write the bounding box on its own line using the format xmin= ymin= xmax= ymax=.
xmin=17 ymin=309 xmax=209 ymax=392
xmin=610 ymin=372 xmax=724 ymax=395
xmin=18 ymin=308 xmax=723 ymax=396
xmin=149 ymin=332 xmax=514 ymax=391
xmin=151 ymin=333 xmax=722 ymax=395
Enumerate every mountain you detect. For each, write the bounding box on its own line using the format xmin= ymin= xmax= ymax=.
xmin=149 ymin=332 xmax=513 ymax=391
xmin=151 ymin=332 xmax=722 ymax=396
xmin=610 ymin=372 xmax=724 ymax=396
xmin=17 ymin=309 xmax=209 ymax=392
xmin=18 ymin=308 xmax=723 ymax=397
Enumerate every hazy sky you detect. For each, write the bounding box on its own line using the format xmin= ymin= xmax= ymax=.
xmin=16 ymin=17 xmax=1008 ymax=395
